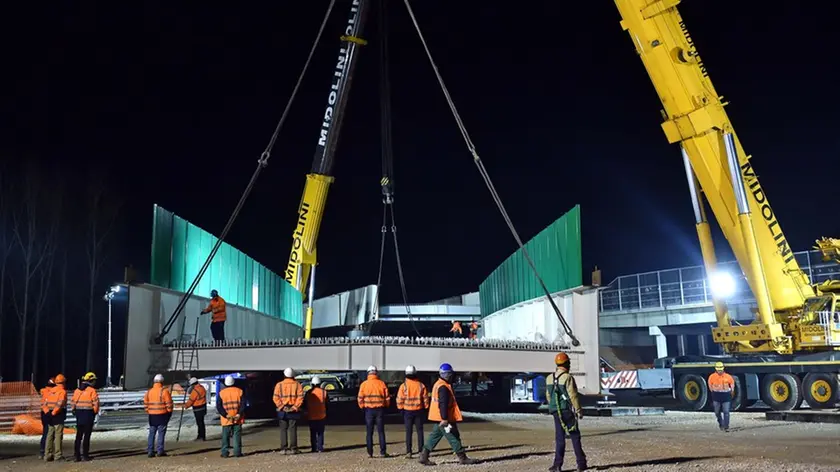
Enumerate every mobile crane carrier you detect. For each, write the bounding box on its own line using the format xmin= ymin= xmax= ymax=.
xmin=614 ymin=0 xmax=840 ymax=411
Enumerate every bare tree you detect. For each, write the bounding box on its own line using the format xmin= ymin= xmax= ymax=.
xmin=0 ymin=169 xmax=14 ymax=363
xmin=84 ymin=178 xmax=120 ymax=371
xmin=10 ymin=168 xmax=60 ymax=380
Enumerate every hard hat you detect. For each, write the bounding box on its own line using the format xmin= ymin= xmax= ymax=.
xmin=405 ymin=365 xmax=417 ymax=375
xmin=224 ymin=375 xmax=235 ymax=386
xmin=54 ymin=374 xmax=66 ymax=384
xmin=284 ymin=367 xmax=295 ymax=378
xmin=439 ymin=363 xmax=453 ymax=373
xmin=714 ymin=361 xmax=725 ymax=370
xmin=311 ymin=376 xmax=321 ymax=385
xmin=82 ymin=372 xmax=97 ymax=382
xmin=555 ymin=352 xmax=570 ymax=365
xmin=189 ymin=377 xmax=198 ymax=385
xmin=367 ymin=365 xmax=378 ymax=374
xmin=153 ymin=374 xmax=164 ymax=383
xmin=211 ymin=289 xmax=219 ymax=298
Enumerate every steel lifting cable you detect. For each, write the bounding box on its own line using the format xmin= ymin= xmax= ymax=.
xmin=156 ymin=0 xmax=337 ymax=342
xmin=401 ymin=0 xmax=580 ymax=346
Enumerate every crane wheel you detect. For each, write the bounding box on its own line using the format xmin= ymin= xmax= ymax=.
xmin=802 ymin=373 xmax=840 ymax=409
xmin=760 ymin=373 xmax=803 ymax=411
xmin=730 ymin=375 xmax=749 ymax=411
xmin=676 ymin=374 xmax=708 ymax=411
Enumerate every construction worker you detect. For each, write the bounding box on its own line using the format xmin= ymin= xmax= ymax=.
xmin=397 ymin=364 xmax=429 ymax=458
xmin=183 ymin=377 xmax=207 ymax=441
xmin=200 ymin=289 xmax=227 ymax=342
xmin=358 ymin=365 xmax=391 ymax=458
xmin=70 ymin=372 xmax=100 ymax=462
xmin=546 ymin=352 xmax=587 ymax=472
xmin=273 ymin=367 xmax=303 ymax=454
xmin=305 ymin=376 xmax=327 ymax=453
xmin=43 ymin=374 xmax=67 ymax=462
xmin=468 ymin=321 xmax=479 ymax=340
xmin=218 ymin=375 xmax=245 ymax=458
xmin=708 ymin=361 xmax=735 ymax=432
xmin=449 ymin=320 xmax=462 ymax=338
xmin=418 ymin=363 xmax=476 ymax=466
xmin=38 ymin=377 xmax=55 ymax=459
xmin=144 ymin=373 xmax=174 ymax=458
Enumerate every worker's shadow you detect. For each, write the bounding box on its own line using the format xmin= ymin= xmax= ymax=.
xmin=473 ymin=451 xmax=553 ymax=464
xmin=429 ymin=443 xmax=525 ymax=457
xmin=586 ymin=456 xmax=725 ymax=470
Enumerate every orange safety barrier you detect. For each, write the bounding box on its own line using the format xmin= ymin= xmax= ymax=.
xmin=0 ymin=381 xmax=41 ymax=434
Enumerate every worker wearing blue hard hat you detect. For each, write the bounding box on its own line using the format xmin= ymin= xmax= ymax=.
xmin=417 ymin=363 xmax=477 ymax=466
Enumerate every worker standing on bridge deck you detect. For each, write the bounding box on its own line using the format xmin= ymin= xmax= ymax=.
xmin=305 ymin=376 xmax=327 ymax=453
xmin=43 ymin=374 xmax=68 ymax=462
xmin=708 ymin=362 xmax=735 ymax=432
xmin=144 ymin=373 xmax=174 ymax=458
xmin=418 ymin=363 xmax=477 ymax=466
xmin=200 ymin=289 xmax=226 ymax=342
xmin=546 ymin=352 xmax=587 ymax=472
xmin=71 ymin=372 xmax=100 ymax=462
xmin=273 ymin=368 xmax=303 ymax=454
xmin=37 ymin=377 xmax=55 ymax=459
xmin=450 ymin=320 xmax=462 ymax=338
xmin=397 ymin=364 xmax=429 ymax=458
xmin=183 ymin=377 xmax=207 ymax=441
xmin=218 ymin=375 xmax=245 ymax=458
xmin=468 ymin=321 xmax=479 ymax=340
xmin=358 ymin=365 xmax=391 ymax=458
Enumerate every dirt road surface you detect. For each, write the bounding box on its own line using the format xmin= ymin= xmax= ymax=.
xmin=2 ymin=411 xmax=839 ymax=471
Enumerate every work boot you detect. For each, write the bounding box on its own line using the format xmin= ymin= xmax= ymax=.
xmin=418 ymin=448 xmax=435 ymax=466
xmin=456 ymin=451 xmax=478 ymax=465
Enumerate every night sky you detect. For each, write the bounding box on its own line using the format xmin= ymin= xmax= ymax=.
xmin=5 ymin=1 xmax=838 ymax=305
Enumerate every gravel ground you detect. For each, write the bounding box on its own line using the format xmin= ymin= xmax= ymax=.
xmin=2 ymin=411 xmax=839 ymax=472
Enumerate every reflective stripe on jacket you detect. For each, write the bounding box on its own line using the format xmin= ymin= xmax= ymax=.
xmin=708 ymin=372 xmax=735 ymax=393
xmin=397 ymin=378 xmax=429 ymax=411
xmin=273 ymin=379 xmax=304 ymax=411
xmin=185 ymin=384 xmax=207 ymax=410
xmin=71 ymin=387 xmax=100 ymax=414
xmin=358 ymin=374 xmax=390 ymax=409
xmin=44 ymin=386 xmax=68 ymax=416
xmin=144 ymin=383 xmax=174 ymax=416
xmin=219 ymin=386 xmax=244 ymax=426
xmin=206 ymin=297 xmax=227 ymax=323
xmin=429 ymin=379 xmax=462 ymax=422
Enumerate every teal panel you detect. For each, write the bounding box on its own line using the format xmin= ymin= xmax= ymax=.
xmin=479 ymin=205 xmax=582 ymax=317
xmin=148 ymin=205 xmax=304 ymax=326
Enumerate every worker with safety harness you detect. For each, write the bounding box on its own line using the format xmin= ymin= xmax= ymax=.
xmin=200 ymin=289 xmax=227 ymax=342
xmin=183 ymin=377 xmax=207 ymax=441
xmin=71 ymin=372 xmax=100 ymax=462
xmin=396 ymin=364 xmax=430 ymax=458
xmin=418 ymin=363 xmax=477 ymax=466
xmin=546 ymin=352 xmax=588 ymax=472
xmin=707 ymin=361 xmax=735 ymax=432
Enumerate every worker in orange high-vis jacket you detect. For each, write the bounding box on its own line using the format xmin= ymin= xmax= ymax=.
xmin=358 ymin=365 xmax=391 ymax=458
xmin=273 ymin=368 xmax=304 ymax=454
xmin=418 ymin=363 xmax=477 ymax=466
xmin=144 ymin=374 xmax=174 ymax=458
xmin=200 ymin=289 xmax=227 ymax=342
xmin=449 ymin=320 xmax=462 ymax=338
xmin=38 ymin=377 xmax=55 ymax=459
xmin=468 ymin=321 xmax=479 ymax=340
xmin=183 ymin=377 xmax=207 ymax=441
xmin=708 ymin=362 xmax=735 ymax=432
xmin=71 ymin=372 xmax=101 ymax=462
xmin=304 ymin=376 xmax=328 ymax=453
xmin=397 ymin=365 xmax=429 ymax=458
xmin=43 ymin=374 xmax=68 ymax=462
xmin=218 ymin=376 xmax=245 ymax=458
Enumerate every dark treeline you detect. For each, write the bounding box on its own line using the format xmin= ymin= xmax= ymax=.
xmin=0 ymin=160 xmax=126 ymax=386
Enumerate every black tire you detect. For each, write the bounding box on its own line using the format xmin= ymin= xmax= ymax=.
xmin=676 ymin=374 xmax=708 ymax=411
xmin=760 ymin=373 xmax=803 ymax=411
xmin=731 ymin=376 xmax=748 ymax=411
xmin=803 ymin=373 xmax=840 ymax=410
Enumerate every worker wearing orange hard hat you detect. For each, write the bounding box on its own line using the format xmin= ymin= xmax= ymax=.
xmin=43 ymin=374 xmax=68 ymax=462
xmin=546 ymin=352 xmax=587 ymax=472
xmin=37 ymin=377 xmax=56 ymax=459
xmin=708 ymin=362 xmax=735 ymax=432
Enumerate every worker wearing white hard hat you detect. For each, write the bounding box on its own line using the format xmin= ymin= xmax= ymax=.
xmin=218 ymin=375 xmax=245 ymax=457
xmin=144 ymin=374 xmax=173 ymax=457
xmin=397 ymin=365 xmax=430 ymax=458
xmin=273 ymin=368 xmax=304 ymax=454
xmin=183 ymin=377 xmax=208 ymax=441
xmin=358 ymin=365 xmax=391 ymax=457
xmin=304 ymin=375 xmax=328 ymax=453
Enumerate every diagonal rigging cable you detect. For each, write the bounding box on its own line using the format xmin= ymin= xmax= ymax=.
xmin=370 ymin=0 xmax=421 ymax=338
xmin=156 ymin=0 xmax=337 ymax=342
xmin=401 ymin=0 xmax=580 ymax=346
